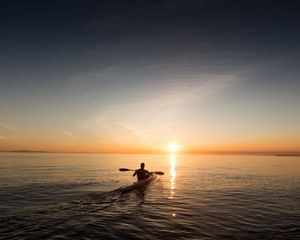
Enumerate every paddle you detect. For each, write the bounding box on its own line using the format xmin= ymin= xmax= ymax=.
xmin=119 ymin=168 xmax=164 ymax=175
xmin=119 ymin=168 xmax=135 ymax=171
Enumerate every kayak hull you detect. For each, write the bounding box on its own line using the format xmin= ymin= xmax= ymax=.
xmin=119 ymin=174 xmax=156 ymax=193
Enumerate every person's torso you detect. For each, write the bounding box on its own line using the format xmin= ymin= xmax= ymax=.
xmin=136 ymin=169 xmax=148 ymax=181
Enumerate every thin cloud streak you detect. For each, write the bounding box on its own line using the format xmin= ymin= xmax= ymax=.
xmin=0 ymin=122 xmax=18 ymax=131
xmin=0 ymin=135 xmax=15 ymax=140
xmin=61 ymin=130 xmax=77 ymax=139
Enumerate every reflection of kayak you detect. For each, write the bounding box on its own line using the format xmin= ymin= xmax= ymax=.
xmin=119 ymin=174 xmax=156 ymax=193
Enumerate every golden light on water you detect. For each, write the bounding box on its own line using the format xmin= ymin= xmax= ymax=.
xmin=169 ymin=153 xmax=176 ymax=200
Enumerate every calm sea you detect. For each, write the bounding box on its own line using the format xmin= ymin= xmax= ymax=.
xmin=0 ymin=153 xmax=299 ymax=239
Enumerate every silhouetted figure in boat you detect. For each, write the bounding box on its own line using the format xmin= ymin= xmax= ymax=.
xmin=133 ymin=163 xmax=150 ymax=182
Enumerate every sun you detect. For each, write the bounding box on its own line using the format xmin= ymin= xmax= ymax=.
xmin=168 ymin=143 xmax=178 ymax=153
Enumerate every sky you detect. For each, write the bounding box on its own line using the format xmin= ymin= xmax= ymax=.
xmin=0 ymin=0 xmax=300 ymax=153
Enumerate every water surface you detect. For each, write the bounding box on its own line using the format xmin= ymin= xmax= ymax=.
xmin=0 ymin=153 xmax=299 ymax=239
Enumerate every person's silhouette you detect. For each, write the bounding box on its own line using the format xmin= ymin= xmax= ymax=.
xmin=133 ymin=163 xmax=150 ymax=181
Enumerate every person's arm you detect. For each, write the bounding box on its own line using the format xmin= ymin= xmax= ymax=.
xmin=133 ymin=170 xmax=137 ymax=176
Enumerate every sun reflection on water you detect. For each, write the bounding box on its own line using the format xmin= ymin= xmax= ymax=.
xmin=169 ymin=153 xmax=176 ymax=200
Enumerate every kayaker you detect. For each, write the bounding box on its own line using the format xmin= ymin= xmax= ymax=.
xmin=133 ymin=163 xmax=151 ymax=181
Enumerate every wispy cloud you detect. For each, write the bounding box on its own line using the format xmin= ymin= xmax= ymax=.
xmin=0 ymin=135 xmax=15 ymax=140
xmin=78 ymin=72 xmax=239 ymax=148
xmin=0 ymin=122 xmax=18 ymax=131
xmin=61 ymin=130 xmax=77 ymax=139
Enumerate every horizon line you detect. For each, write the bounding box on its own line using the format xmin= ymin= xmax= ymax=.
xmin=0 ymin=149 xmax=300 ymax=156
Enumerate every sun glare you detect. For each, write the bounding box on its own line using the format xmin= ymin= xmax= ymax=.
xmin=168 ymin=143 xmax=178 ymax=152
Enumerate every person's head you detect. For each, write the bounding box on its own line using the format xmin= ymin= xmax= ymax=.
xmin=140 ymin=163 xmax=145 ymax=169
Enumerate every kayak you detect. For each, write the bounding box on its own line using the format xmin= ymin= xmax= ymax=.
xmin=118 ymin=174 xmax=156 ymax=193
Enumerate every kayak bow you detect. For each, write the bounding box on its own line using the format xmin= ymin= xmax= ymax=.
xmin=118 ymin=174 xmax=156 ymax=193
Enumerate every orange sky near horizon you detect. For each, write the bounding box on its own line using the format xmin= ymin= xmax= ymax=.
xmin=1 ymin=81 xmax=300 ymax=155
xmin=1 ymin=134 xmax=300 ymax=154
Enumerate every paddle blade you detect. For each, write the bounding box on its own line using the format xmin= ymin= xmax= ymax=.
xmin=154 ymin=171 xmax=164 ymax=175
xmin=119 ymin=168 xmax=131 ymax=171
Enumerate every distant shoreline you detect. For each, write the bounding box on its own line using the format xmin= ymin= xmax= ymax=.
xmin=0 ymin=150 xmax=299 ymax=156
